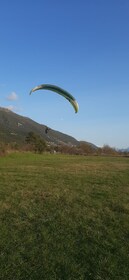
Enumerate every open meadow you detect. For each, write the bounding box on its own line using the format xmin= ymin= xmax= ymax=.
xmin=0 ymin=153 xmax=129 ymax=280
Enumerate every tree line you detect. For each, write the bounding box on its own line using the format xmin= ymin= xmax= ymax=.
xmin=0 ymin=131 xmax=128 ymax=157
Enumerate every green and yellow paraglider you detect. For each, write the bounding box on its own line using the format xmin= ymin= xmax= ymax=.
xmin=29 ymin=84 xmax=79 ymax=113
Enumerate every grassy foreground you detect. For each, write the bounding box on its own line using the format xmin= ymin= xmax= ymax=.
xmin=0 ymin=153 xmax=129 ymax=280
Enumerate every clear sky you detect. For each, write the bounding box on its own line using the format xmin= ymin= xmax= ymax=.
xmin=0 ymin=0 xmax=129 ymax=148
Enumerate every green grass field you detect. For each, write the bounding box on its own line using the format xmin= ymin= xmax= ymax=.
xmin=0 ymin=153 xmax=129 ymax=280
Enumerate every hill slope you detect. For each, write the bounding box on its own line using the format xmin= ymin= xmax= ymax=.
xmin=0 ymin=107 xmax=79 ymax=146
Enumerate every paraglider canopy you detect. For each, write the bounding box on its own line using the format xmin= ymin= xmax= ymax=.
xmin=29 ymin=84 xmax=79 ymax=113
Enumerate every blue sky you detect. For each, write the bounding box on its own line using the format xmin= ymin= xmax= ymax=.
xmin=0 ymin=0 xmax=129 ymax=148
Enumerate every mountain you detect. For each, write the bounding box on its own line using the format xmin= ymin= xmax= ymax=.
xmin=0 ymin=107 xmax=79 ymax=146
xmin=119 ymin=147 xmax=129 ymax=153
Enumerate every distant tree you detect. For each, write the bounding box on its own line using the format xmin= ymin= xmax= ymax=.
xmin=25 ymin=132 xmax=46 ymax=153
xmin=25 ymin=132 xmax=37 ymax=145
xmin=79 ymin=142 xmax=95 ymax=155
xmin=57 ymin=144 xmax=80 ymax=155
xmin=34 ymin=137 xmax=47 ymax=153
xmin=101 ymin=145 xmax=117 ymax=155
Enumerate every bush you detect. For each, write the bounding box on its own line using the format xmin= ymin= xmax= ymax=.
xmin=0 ymin=142 xmax=6 ymax=156
xmin=25 ymin=132 xmax=47 ymax=153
